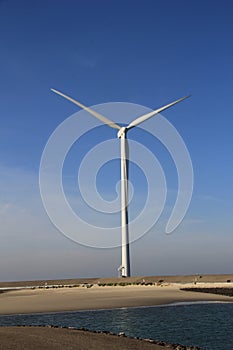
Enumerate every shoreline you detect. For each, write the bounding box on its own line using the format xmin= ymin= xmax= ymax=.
xmin=0 ymin=326 xmax=203 ymax=350
xmin=0 ymin=283 xmax=232 ymax=315
xmin=1 ymin=278 xmax=232 ymax=350
xmin=0 ymin=300 xmax=231 ymax=318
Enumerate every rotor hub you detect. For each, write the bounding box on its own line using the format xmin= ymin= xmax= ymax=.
xmin=117 ymin=127 xmax=126 ymax=138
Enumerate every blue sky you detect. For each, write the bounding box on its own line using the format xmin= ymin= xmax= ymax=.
xmin=0 ymin=0 xmax=232 ymax=281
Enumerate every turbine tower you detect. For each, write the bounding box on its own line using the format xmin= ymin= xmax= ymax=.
xmin=51 ymin=88 xmax=190 ymax=277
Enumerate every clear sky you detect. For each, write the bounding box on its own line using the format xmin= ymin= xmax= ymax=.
xmin=0 ymin=0 xmax=232 ymax=281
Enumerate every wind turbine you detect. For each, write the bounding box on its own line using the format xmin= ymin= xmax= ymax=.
xmin=51 ymin=88 xmax=190 ymax=277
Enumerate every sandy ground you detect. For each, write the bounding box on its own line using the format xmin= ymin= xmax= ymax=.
xmin=0 ymin=326 xmax=179 ymax=350
xmin=0 ymin=284 xmax=232 ymax=315
xmin=1 ymin=279 xmax=232 ymax=349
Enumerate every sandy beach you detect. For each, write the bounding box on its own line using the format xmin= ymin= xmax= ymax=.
xmin=0 ymin=283 xmax=232 ymax=315
xmin=1 ymin=277 xmax=232 ymax=349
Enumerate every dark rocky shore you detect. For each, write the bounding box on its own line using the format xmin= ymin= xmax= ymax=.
xmin=180 ymin=287 xmax=233 ymax=297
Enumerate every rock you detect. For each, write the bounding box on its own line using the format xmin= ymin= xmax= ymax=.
xmin=118 ymin=332 xmax=126 ymax=336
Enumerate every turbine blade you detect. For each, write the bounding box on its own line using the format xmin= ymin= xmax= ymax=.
xmin=51 ymin=88 xmax=121 ymax=130
xmin=126 ymin=95 xmax=191 ymax=130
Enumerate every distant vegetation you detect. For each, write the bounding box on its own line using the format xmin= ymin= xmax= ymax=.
xmin=29 ymin=280 xmax=161 ymax=290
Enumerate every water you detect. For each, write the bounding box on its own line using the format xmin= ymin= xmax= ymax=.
xmin=0 ymin=303 xmax=233 ymax=350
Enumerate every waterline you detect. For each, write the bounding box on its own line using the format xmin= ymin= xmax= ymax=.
xmin=0 ymin=303 xmax=232 ymax=349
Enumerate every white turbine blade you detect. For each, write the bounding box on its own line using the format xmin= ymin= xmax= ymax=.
xmin=51 ymin=88 xmax=121 ymax=130
xmin=126 ymin=95 xmax=191 ymax=130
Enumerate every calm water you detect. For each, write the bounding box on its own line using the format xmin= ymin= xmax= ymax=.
xmin=0 ymin=302 xmax=233 ymax=350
